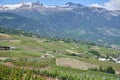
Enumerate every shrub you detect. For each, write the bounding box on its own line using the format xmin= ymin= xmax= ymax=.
xmin=105 ymin=66 xmax=115 ymax=74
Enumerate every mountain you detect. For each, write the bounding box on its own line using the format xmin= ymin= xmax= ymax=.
xmin=0 ymin=2 xmax=120 ymax=45
xmin=0 ymin=12 xmax=47 ymax=35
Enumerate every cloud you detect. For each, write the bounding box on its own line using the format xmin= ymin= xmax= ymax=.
xmin=103 ymin=0 xmax=120 ymax=10
xmin=90 ymin=0 xmax=120 ymax=10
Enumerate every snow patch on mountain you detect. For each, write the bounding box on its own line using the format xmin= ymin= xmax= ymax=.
xmin=109 ymin=11 xmax=120 ymax=16
xmin=0 ymin=3 xmax=22 ymax=10
xmin=0 ymin=2 xmax=34 ymax=10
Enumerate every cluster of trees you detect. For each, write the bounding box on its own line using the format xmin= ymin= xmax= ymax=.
xmin=99 ymin=66 xmax=115 ymax=74
xmin=44 ymin=35 xmax=98 ymax=47
xmin=89 ymin=66 xmax=115 ymax=74
xmin=0 ymin=26 xmax=99 ymax=47
xmin=0 ymin=27 xmax=40 ymax=37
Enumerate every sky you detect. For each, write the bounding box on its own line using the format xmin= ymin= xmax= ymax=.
xmin=0 ymin=0 xmax=120 ymax=10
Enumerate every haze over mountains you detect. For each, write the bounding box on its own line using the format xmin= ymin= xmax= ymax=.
xmin=0 ymin=1 xmax=120 ymax=45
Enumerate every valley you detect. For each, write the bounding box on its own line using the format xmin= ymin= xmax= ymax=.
xmin=0 ymin=1 xmax=120 ymax=45
xmin=0 ymin=31 xmax=120 ymax=80
xmin=0 ymin=1 xmax=120 ymax=80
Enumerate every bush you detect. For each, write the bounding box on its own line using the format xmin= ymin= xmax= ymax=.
xmin=89 ymin=66 xmax=115 ymax=74
xmin=99 ymin=66 xmax=104 ymax=72
xmin=105 ymin=66 xmax=115 ymax=74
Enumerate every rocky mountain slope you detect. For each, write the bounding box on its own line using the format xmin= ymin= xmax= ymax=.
xmin=0 ymin=1 xmax=120 ymax=45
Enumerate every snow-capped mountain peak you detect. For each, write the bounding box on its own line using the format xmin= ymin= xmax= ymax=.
xmin=0 ymin=3 xmax=23 ymax=10
xmin=0 ymin=1 xmax=120 ymax=16
xmin=0 ymin=2 xmax=42 ymax=10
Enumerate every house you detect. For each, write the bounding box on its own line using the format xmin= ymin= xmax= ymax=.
xmin=98 ymin=58 xmax=106 ymax=61
xmin=98 ymin=58 xmax=110 ymax=61
xmin=10 ymin=46 xmax=16 ymax=50
xmin=115 ymin=58 xmax=120 ymax=63
xmin=112 ymin=58 xmax=120 ymax=63
xmin=0 ymin=46 xmax=16 ymax=50
xmin=110 ymin=45 xmax=120 ymax=50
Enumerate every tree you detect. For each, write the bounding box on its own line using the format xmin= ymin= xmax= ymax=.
xmin=106 ymin=66 xmax=115 ymax=74
xmin=99 ymin=66 xmax=104 ymax=72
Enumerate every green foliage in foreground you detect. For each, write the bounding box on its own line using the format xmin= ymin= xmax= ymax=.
xmin=0 ymin=64 xmax=120 ymax=80
xmin=0 ymin=65 xmax=46 ymax=80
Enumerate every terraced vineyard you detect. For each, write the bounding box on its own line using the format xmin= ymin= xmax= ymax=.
xmin=0 ymin=33 xmax=120 ymax=80
xmin=0 ymin=62 xmax=120 ymax=80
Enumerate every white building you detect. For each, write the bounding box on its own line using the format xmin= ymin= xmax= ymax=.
xmin=10 ymin=46 xmax=16 ymax=50
xmin=112 ymin=58 xmax=120 ymax=63
xmin=98 ymin=58 xmax=110 ymax=61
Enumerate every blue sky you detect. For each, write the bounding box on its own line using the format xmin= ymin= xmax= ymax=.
xmin=0 ymin=0 xmax=109 ymax=6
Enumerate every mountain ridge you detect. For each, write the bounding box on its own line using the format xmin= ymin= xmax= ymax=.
xmin=0 ymin=1 xmax=120 ymax=11
xmin=0 ymin=2 xmax=120 ymax=45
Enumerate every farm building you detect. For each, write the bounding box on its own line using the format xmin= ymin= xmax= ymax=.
xmin=112 ymin=58 xmax=120 ymax=63
xmin=98 ymin=58 xmax=110 ymax=61
xmin=0 ymin=46 xmax=16 ymax=50
xmin=116 ymin=59 xmax=120 ymax=63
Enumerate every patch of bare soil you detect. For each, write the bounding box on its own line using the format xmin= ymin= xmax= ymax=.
xmin=56 ymin=58 xmax=98 ymax=70
xmin=0 ymin=34 xmax=11 ymax=39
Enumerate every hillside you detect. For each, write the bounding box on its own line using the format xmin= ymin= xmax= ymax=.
xmin=0 ymin=31 xmax=120 ymax=79
xmin=0 ymin=2 xmax=120 ymax=45
xmin=0 ymin=31 xmax=120 ymax=59
xmin=0 ymin=12 xmax=46 ymax=35
xmin=0 ymin=2 xmax=120 ymax=79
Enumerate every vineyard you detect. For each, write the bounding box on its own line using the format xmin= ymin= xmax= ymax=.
xmin=0 ymin=64 xmax=46 ymax=80
xmin=0 ymin=60 xmax=120 ymax=80
xmin=0 ymin=33 xmax=120 ymax=80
